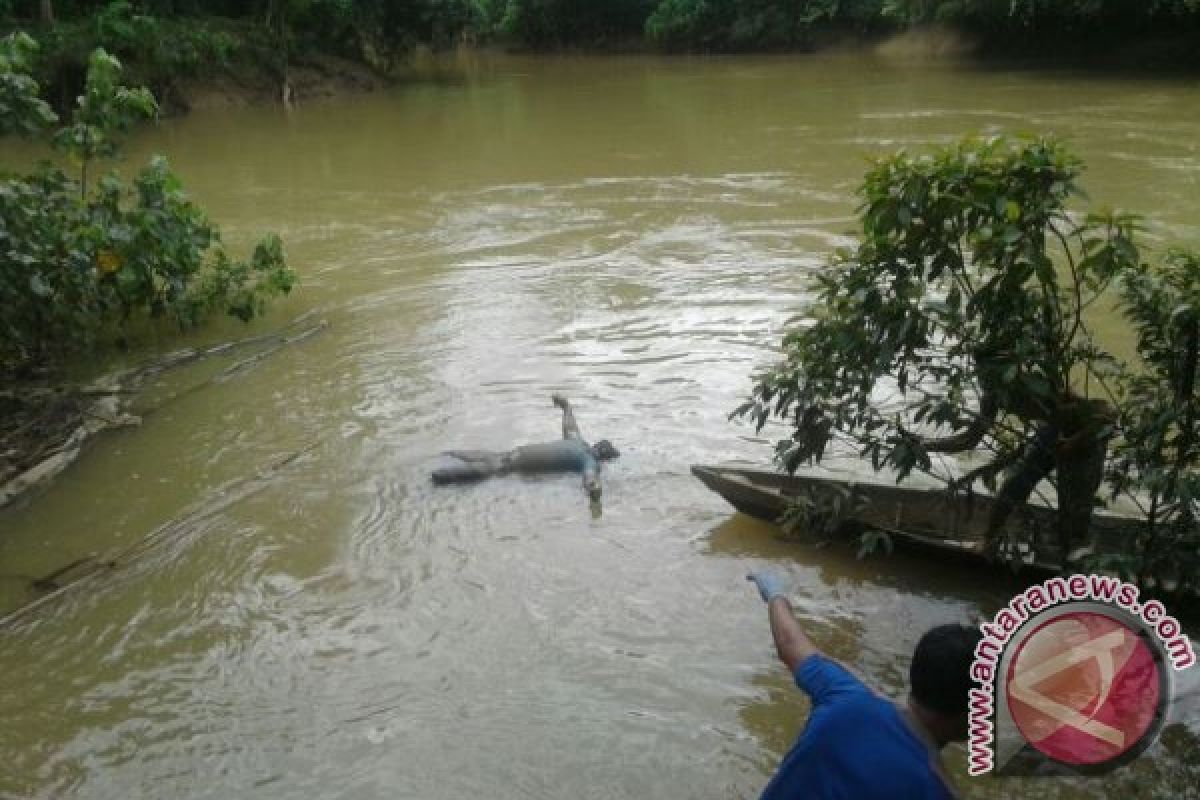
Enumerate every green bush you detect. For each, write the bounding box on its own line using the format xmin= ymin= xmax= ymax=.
xmin=883 ymin=0 xmax=1200 ymax=34
xmin=646 ymin=0 xmax=885 ymax=52
xmin=736 ymin=135 xmax=1200 ymax=584
xmin=353 ymin=0 xmax=485 ymax=56
xmin=5 ymin=0 xmax=1200 ymax=59
xmin=1106 ymin=248 xmax=1200 ymax=587
xmin=495 ymin=0 xmax=654 ymax=48
xmin=0 ymin=36 xmax=293 ymax=375
xmin=0 ymin=29 xmax=55 ymax=132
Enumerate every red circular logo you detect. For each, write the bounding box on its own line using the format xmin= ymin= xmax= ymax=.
xmin=1004 ymin=610 xmax=1165 ymax=767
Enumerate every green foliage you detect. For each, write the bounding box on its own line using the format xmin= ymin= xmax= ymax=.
xmin=646 ymin=0 xmax=884 ymax=51
xmin=883 ymin=0 xmax=1200 ymax=35
xmin=495 ymin=0 xmax=654 ymax=48
xmin=0 ymin=31 xmax=56 ymax=134
xmin=4 ymin=1 xmax=487 ymax=100
xmin=0 ymin=35 xmax=293 ymax=374
xmin=777 ymin=481 xmax=892 ymax=559
xmin=86 ymin=2 xmax=243 ymax=74
xmin=52 ymin=47 xmax=154 ymax=187
xmin=1107 ymin=248 xmax=1200 ymax=589
xmin=352 ymin=0 xmax=485 ymax=59
xmin=5 ymin=0 xmax=1199 ymax=60
xmin=779 ymin=482 xmax=867 ymax=538
xmin=27 ymin=3 xmax=249 ymax=99
xmin=234 ymin=0 xmax=488 ymax=72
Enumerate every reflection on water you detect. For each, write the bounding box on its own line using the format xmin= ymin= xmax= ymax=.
xmin=0 ymin=52 xmax=1198 ymax=798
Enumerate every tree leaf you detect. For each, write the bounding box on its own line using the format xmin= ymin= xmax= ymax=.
xmin=28 ymin=273 xmax=50 ymax=297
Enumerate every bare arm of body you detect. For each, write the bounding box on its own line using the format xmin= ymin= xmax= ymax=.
xmin=552 ymin=393 xmax=585 ymax=442
xmin=550 ymin=394 xmax=602 ymax=501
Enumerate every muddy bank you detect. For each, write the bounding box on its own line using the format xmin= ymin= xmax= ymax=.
xmin=52 ymin=27 xmax=1200 ymax=118
xmin=165 ymin=54 xmax=389 ymax=114
xmin=0 ymin=385 xmax=139 ymax=509
xmin=0 ymin=316 xmax=327 ymax=512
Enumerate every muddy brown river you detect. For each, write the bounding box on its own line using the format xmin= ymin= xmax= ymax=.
xmin=2 ymin=51 xmax=1199 ymax=798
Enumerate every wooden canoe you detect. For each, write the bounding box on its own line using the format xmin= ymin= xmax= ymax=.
xmin=691 ymin=464 xmax=1146 ymax=569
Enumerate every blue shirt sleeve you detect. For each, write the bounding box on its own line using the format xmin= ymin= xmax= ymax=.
xmin=793 ymin=655 xmax=872 ymax=707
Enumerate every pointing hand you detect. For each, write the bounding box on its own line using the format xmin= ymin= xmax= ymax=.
xmin=747 ymin=571 xmax=788 ymax=604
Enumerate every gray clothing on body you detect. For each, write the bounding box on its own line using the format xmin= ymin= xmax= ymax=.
xmin=430 ymin=396 xmax=615 ymax=500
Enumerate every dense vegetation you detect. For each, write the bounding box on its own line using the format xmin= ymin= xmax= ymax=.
xmin=2 ymin=0 xmax=1198 ymax=93
xmin=0 ymin=33 xmax=293 ymax=376
xmin=736 ymin=136 xmax=1199 ymax=589
xmin=0 ymin=1 xmax=487 ymax=107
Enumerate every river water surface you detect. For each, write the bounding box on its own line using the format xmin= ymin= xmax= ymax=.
xmin=2 ymin=52 xmax=1199 ymax=798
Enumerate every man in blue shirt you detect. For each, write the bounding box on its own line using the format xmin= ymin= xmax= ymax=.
xmin=432 ymin=394 xmax=619 ymax=502
xmin=746 ymin=571 xmax=981 ymax=799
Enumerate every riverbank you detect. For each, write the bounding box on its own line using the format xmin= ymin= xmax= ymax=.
xmin=103 ymin=28 xmax=1200 ymax=116
xmin=2 ymin=13 xmax=391 ymax=116
xmin=171 ymin=53 xmax=388 ymax=113
xmin=7 ymin=8 xmax=1199 ymax=118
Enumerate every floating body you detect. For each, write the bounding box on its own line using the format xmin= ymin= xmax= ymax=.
xmin=433 ymin=395 xmax=618 ymax=502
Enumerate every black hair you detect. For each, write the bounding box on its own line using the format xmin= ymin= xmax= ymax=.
xmin=910 ymin=623 xmax=983 ymax=717
xmin=592 ymin=439 xmax=620 ymax=460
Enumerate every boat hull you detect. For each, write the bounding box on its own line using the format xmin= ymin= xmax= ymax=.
xmin=692 ymin=464 xmax=1146 ymax=570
